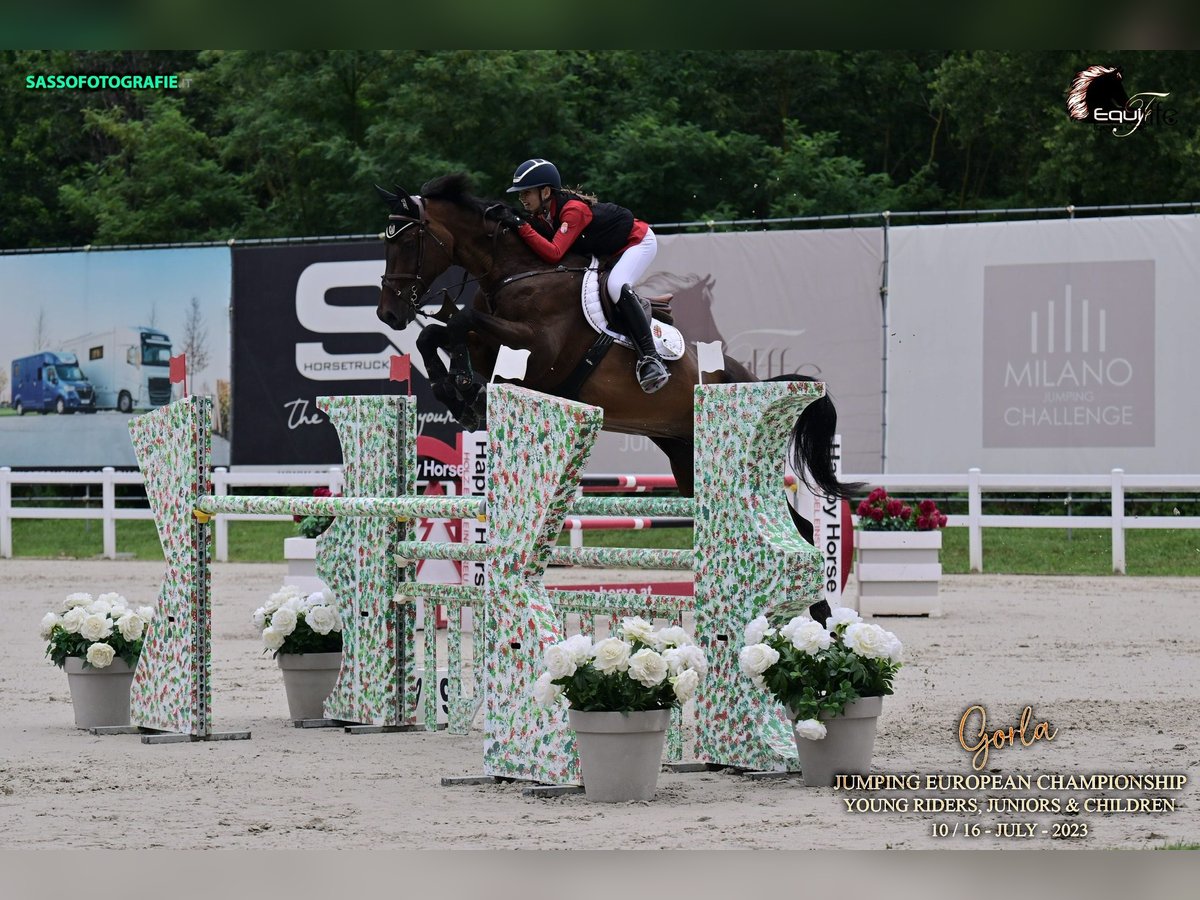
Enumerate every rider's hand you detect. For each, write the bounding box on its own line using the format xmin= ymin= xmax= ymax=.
xmin=497 ymin=207 xmax=524 ymax=229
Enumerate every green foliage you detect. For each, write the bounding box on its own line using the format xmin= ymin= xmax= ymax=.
xmin=750 ymin=616 xmax=901 ymax=722
xmin=7 ymin=51 xmax=1200 ymax=251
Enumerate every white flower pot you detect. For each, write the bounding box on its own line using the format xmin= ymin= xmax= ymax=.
xmin=855 ymin=530 xmax=942 ymax=616
xmin=791 ymin=696 xmax=883 ymax=788
xmin=568 ymin=708 xmax=671 ymax=802
xmin=64 ymin=657 xmax=135 ymax=728
xmin=277 ymin=651 xmax=342 ymax=721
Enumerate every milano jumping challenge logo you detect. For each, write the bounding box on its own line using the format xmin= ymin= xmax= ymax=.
xmin=1065 ymin=65 xmax=1172 ymax=137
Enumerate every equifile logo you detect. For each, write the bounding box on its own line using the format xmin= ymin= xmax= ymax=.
xmin=1065 ymin=65 xmax=1173 ymax=137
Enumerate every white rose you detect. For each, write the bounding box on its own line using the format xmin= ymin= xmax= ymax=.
xmin=80 ymin=613 xmax=114 ymax=642
xmin=673 ymin=668 xmax=700 ymax=703
xmin=794 ymin=718 xmax=827 ymax=741
xmin=543 ymin=644 xmax=578 ymax=679
xmin=270 ymin=607 xmax=298 ymax=636
xmin=664 ymin=644 xmax=708 ymax=676
xmin=738 ymin=643 xmax=780 ymax=677
xmin=591 ymin=637 xmax=631 ymax=674
xmin=886 ymin=634 xmax=904 ymax=663
xmin=790 ymin=620 xmax=833 ymax=656
xmin=329 ymin=608 xmax=343 ymax=633
xmin=62 ymin=592 xmax=93 ymax=612
xmin=654 ymin=625 xmax=689 ymax=649
xmin=116 ymin=612 xmax=145 ymax=642
xmin=627 ymin=648 xmax=669 ymax=687
xmin=251 ymin=608 xmax=267 ymax=630
xmin=780 ymin=614 xmax=812 ymax=642
xmin=262 ymin=627 xmax=286 ymax=652
xmin=97 ymin=593 xmax=127 ymax=614
xmin=137 ymin=606 xmax=155 ymax=621
xmin=86 ymin=642 xmax=116 ymax=668
xmin=87 ymin=599 xmax=113 ymax=616
xmin=61 ymin=607 xmax=87 ymax=634
xmin=40 ymin=612 xmax=62 ymax=640
xmin=306 ymin=605 xmax=338 ymax=635
xmin=532 ymin=672 xmax=562 ymax=708
xmin=620 ymin=616 xmax=656 ymax=645
xmin=279 ymin=596 xmax=303 ymax=613
xmin=844 ymin=623 xmax=896 ymax=660
xmin=827 ymin=607 xmax=863 ymax=630
xmin=744 ymin=615 xmax=771 ymax=646
xmin=562 ymin=633 xmax=592 ymax=664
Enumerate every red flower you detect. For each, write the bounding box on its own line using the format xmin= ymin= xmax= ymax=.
xmin=918 ymin=499 xmax=936 ymax=515
xmin=856 ymin=500 xmax=871 ymax=516
xmin=869 ymin=507 xmax=885 ymax=522
xmin=868 ymin=487 xmax=886 ymax=503
xmin=314 ymin=486 xmax=333 ymax=498
xmin=900 ymin=505 xmax=912 ymax=520
xmin=886 ymin=498 xmax=902 ymax=516
xmin=938 ymin=514 xmax=948 ymax=527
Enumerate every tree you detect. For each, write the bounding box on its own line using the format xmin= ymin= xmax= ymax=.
xmin=180 ymin=296 xmax=211 ymax=374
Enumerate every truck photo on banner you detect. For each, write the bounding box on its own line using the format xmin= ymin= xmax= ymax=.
xmin=230 ymin=241 xmax=478 ymax=466
xmin=0 ymin=247 xmax=231 ymax=469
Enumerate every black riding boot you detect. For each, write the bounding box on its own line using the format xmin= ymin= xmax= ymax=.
xmin=616 ymin=284 xmax=670 ymax=393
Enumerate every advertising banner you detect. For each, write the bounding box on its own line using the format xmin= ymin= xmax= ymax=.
xmin=230 ymin=242 xmax=477 ymax=466
xmin=886 ymin=215 xmax=1200 ymax=474
xmin=0 ymin=247 xmax=231 ymax=468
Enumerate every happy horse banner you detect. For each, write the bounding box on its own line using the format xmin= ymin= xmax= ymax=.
xmin=885 ymin=214 xmax=1200 ymax=475
xmin=230 ymin=242 xmax=478 ymax=466
xmin=585 ymin=227 xmax=886 ymax=476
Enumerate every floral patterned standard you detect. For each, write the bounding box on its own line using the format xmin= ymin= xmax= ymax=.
xmin=129 ymin=397 xmax=213 ymax=736
xmin=693 ymin=380 xmax=827 ymax=771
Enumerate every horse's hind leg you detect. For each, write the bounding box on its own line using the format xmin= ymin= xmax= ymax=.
xmin=651 ymin=437 xmax=694 ymax=497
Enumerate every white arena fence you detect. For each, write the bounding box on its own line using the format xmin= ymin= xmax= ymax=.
xmin=1 ymin=466 xmax=1199 ymax=574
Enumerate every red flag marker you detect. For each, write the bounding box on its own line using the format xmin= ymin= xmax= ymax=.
xmin=389 ymin=354 xmax=411 ymax=396
xmin=169 ymin=353 xmax=188 ymax=398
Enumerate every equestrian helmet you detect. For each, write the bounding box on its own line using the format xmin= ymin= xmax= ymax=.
xmin=507 ymin=158 xmax=561 ymax=193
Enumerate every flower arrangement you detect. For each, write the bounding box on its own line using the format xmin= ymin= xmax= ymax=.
xmin=253 ymin=585 xmax=343 ymax=656
xmin=856 ymin=488 xmax=948 ymax=531
xmin=739 ymin=607 xmax=901 ymax=740
xmin=534 ymin=617 xmax=708 ymax=712
xmin=41 ymin=592 xmax=155 ymax=670
xmin=294 ymin=486 xmax=339 ymax=539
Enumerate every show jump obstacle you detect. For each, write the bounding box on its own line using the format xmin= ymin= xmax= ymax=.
xmin=129 ymin=382 xmax=827 ymax=781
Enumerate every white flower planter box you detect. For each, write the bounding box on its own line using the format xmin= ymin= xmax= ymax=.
xmin=283 ymin=537 xmax=327 ymax=595
xmin=855 ymin=530 xmax=942 ymax=617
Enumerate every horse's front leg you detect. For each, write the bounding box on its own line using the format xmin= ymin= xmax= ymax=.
xmin=415 ymin=323 xmax=465 ymax=416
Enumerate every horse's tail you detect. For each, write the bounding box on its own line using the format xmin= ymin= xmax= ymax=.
xmin=768 ymin=374 xmax=865 ymax=500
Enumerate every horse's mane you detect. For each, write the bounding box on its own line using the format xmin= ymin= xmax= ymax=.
xmin=420 ymin=173 xmax=491 ymax=214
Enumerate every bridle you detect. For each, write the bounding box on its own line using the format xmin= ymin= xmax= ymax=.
xmin=379 ymin=196 xmax=455 ymax=323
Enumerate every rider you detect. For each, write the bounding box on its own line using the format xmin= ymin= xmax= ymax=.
xmin=497 ymin=158 xmax=669 ymax=394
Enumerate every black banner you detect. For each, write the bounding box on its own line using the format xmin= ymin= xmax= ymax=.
xmin=231 ymin=242 xmax=476 ymax=465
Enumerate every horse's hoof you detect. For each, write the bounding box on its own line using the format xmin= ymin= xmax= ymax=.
xmin=453 ymin=374 xmax=474 ymax=391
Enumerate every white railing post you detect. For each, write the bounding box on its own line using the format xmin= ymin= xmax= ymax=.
xmin=101 ymin=467 xmax=116 ymax=559
xmin=0 ymin=467 xmax=11 ymax=558
xmin=571 ymin=485 xmax=584 ymax=549
xmin=1111 ymin=468 xmax=1126 ymax=574
xmin=214 ymin=468 xmax=229 ymax=562
xmin=968 ymin=467 xmax=982 ymax=572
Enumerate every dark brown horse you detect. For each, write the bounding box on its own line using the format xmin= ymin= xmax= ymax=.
xmin=376 ymin=174 xmax=858 ymax=507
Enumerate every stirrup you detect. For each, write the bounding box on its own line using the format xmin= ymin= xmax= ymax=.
xmin=636 ymin=357 xmax=670 ymax=394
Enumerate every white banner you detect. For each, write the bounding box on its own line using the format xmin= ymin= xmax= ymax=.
xmin=886 ymin=215 xmax=1200 ymax=474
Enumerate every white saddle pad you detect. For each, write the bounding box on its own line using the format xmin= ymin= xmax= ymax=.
xmin=581 ymin=261 xmax=686 ymax=360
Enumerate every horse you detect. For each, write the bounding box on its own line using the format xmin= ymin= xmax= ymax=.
xmin=375 ymin=173 xmax=861 ymax=525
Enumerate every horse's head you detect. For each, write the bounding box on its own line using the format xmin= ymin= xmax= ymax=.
xmin=376 ymin=184 xmax=454 ymax=330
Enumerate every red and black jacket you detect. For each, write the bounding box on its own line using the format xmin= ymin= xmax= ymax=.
xmin=517 ymin=192 xmax=648 ymax=263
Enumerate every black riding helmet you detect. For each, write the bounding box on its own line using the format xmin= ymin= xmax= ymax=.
xmin=507 ymin=158 xmax=561 ymax=193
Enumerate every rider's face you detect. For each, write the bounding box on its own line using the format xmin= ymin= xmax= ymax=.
xmin=518 ymin=187 xmax=548 ymax=214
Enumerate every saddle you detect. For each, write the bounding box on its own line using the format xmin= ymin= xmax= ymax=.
xmin=597 ymin=259 xmax=675 ymax=326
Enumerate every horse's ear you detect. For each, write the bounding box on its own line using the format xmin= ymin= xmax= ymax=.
xmin=375 ymin=183 xmax=398 ymax=204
